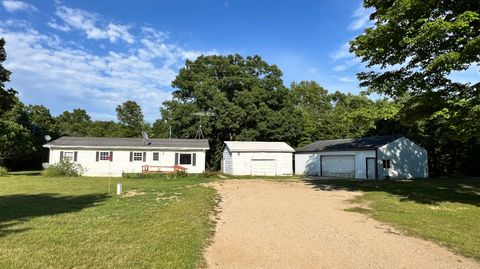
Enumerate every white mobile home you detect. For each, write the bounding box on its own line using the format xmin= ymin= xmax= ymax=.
xmin=295 ymin=135 xmax=428 ymax=180
xmin=222 ymin=141 xmax=294 ymax=176
xmin=44 ymin=137 xmax=209 ymax=176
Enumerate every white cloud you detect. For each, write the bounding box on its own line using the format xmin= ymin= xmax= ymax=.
xmin=330 ymin=41 xmax=363 ymax=72
xmin=337 ymin=76 xmax=357 ymax=83
xmin=52 ymin=5 xmax=134 ymax=44
xmin=348 ymin=5 xmax=374 ymax=31
xmin=328 ymin=4 xmax=375 ymax=73
xmin=1 ymin=0 xmax=37 ymax=13
xmin=333 ymin=58 xmax=362 ymax=71
xmin=330 ymin=42 xmax=351 ymax=60
xmin=0 ymin=14 xmax=215 ymax=121
xmin=47 ymin=20 xmax=71 ymax=32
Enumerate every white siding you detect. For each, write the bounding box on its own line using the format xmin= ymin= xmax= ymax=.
xmin=49 ymin=148 xmax=206 ymax=176
xmin=295 ymin=150 xmax=375 ymax=179
xmin=222 ymin=148 xmax=233 ymax=174
xmin=225 ymin=151 xmax=293 ymax=176
xmin=295 ymin=153 xmax=319 ymax=175
xmin=377 ymin=137 xmax=428 ymax=179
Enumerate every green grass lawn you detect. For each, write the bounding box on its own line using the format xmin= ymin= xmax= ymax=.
xmin=305 ymin=178 xmax=480 ymax=260
xmin=0 ymin=175 xmax=217 ymax=268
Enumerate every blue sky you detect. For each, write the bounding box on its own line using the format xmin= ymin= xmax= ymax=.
xmin=1 ymin=0 xmax=477 ymax=122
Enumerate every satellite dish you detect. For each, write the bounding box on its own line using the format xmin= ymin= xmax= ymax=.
xmin=141 ymin=131 xmax=151 ymax=145
xmin=44 ymin=135 xmax=51 ymax=141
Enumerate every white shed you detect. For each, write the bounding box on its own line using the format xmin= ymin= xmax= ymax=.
xmin=222 ymin=141 xmax=294 ymax=176
xmin=44 ymin=137 xmax=209 ymax=177
xmin=295 ymin=135 xmax=428 ymax=180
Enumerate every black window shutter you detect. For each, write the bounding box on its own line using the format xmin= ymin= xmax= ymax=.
xmin=96 ymin=151 xmax=99 ymax=162
xmin=192 ymin=153 xmax=196 ymax=166
xmin=129 ymin=152 xmax=133 ymax=162
xmin=175 ymin=153 xmax=179 ymax=165
xmin=60 ymin=151 xmax=64 ymax=161
xmin=143 ymin=152 xmax=146 ymax=162
xmin=110 ymin=151 xmax=113 ymax=162
xmin=74 ymin=151 xmax=78 ymax=162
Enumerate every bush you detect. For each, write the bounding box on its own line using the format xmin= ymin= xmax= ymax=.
xmin=0 ymin=166 xmax=7 ymax=176
xmin=122 ymin=170 xmax=188 ymax=179
xmin=200 ymin=171 xmax=217 ymax=178
xmin=43 ymin=161 xmax=85 ymax=177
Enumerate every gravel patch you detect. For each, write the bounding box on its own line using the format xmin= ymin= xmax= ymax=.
xmin=204 ymin=180 xmax=479 ymax=269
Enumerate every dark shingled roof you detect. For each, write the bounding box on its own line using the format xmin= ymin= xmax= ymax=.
xmin=44 ymin=136 xmax=209 ymax=149
xmin=296 ymin=135 xmax=403 ymax=153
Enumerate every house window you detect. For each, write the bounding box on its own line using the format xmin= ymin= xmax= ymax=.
xmin=153 ymin=152 xmax=159 ymax=161
xmin=382 ymin=159 xmax=391 ymax=169
xmin=63 ymin=151 xmax=74 ymax=161
xmin=99 ymin=151 xmax=110 ymax=161
xmin=179 ymin=153 xmax=192 ymax=165
xmin=133 ymin=152 xmax=143 ymax=161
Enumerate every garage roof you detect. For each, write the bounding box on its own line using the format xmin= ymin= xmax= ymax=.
xmin=44 ymin=136 xmax=209 ymax=150
xmin=296 ymin=135 xmax=403 ymax=153
xmin=224 ymin=141 xmax=295 ymax=152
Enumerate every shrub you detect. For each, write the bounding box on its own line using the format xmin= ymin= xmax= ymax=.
xmin=122 ymin=172 xmax=158 ymax=179
xmin=200 ymin=170 xmax=217 ymax=178
xmin=0 ymin=166 xmax=7 ymax=176
xmin=122 ymin=170 xmax=188 ymax=179
xmin=43 ymin=161 xmax=85 ymax=177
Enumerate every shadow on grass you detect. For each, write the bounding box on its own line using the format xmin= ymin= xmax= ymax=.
xmin=0 ymin=193 xmax=107 ymax=237
xmin=303 ymin=178 xmax=480 ymax=206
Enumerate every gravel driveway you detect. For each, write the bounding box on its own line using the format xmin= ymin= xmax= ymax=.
xmin=204 ymin=180 xmax=479 ymax=269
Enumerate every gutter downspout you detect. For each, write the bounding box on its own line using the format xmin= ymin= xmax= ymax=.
xmin=375 ymin=148 xmax=378 ymax=180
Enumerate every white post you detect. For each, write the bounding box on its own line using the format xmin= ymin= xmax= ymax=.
xmin=117 ymin=183 xmax=122 ymax=195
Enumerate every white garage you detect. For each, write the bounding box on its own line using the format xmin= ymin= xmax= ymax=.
xmin=295 ymin=135 xmax=429 ymax=180
xmin=222 ymin=141 xmax=294 ymax=176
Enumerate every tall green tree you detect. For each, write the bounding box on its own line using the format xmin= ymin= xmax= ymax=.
xmin=56 ymin=109 xmax=92 ymax=136
xmin=0 ymin=38 xmax=17 ymax=115
xmin=151 ymin=119 xmax=170 ymax=139
xmin=290 ymin=81 xmax=332 ymax=147
xmin=350 ymin=0 xmax=480 ymax=141
xmin=0 ymin=98 xmax=38 ymax=169
xmin=162 ymin=54 xmax=302 ymax=168
xmin=350 ymin=0 xmax=480 ymax=175
xmin=89 ymin=121 xmax=123 ymax=137
xmin=25 ymin=105 xmax=57 ymax=137
xmin=116 ymin=100 xmax=145 ymax=137
xmin=0 ymin=39 xmax=37 ymax=169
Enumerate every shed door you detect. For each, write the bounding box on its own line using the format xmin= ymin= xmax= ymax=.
xmin=251 ymin=159 xmax=276 ymax=176
xmin=321 ymin=155 xmax=355 ymax=178
xmin=366 ymin=158 xmax=376 ymax=179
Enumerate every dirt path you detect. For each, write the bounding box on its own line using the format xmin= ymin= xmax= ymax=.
xmin=204 ymin=180 xmax=479 ymax=269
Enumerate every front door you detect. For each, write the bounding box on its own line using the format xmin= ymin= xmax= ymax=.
xmin=366 ymin=158 xmax=376 ymax=179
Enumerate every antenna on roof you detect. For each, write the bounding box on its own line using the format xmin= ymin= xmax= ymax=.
xmin=195 ymin=125 xmax=205 ymax=139
xmin=44 ymin=135 xmax=51 ymax=141
xmin=191 ymin=111 xmax=214 ymax=139
xmin=142 ymin=131 xmax=151 ymax=146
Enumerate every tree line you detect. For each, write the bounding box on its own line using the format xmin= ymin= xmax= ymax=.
xmin=1 ymin=49 xmax=477 ymax=176
xmin=0 ymin=49 xmax=399 ymax=171
xmin=1 ymin=0 xmax=478 ymax=176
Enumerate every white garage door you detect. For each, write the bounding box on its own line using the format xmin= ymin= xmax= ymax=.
xmin=251 ymin=159 xmax=276 ymax=176
xmin=321 ymin=155 xmax=355 ymax=178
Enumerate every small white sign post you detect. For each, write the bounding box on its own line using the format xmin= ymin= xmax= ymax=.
xmin=117 ymin=183 xmax=123 ymax=195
